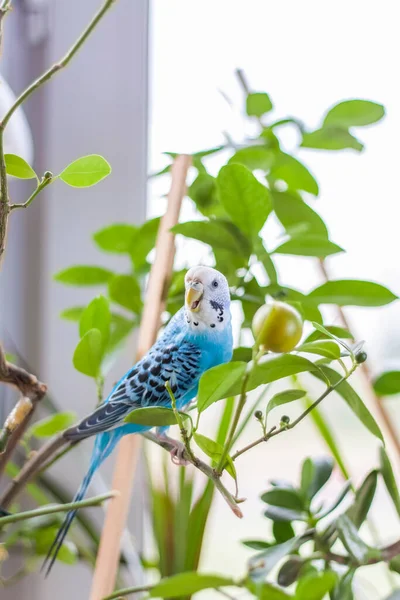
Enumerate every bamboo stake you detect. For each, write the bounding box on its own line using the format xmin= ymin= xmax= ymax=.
xmin=89 ymin=155 xmax=191 ymax=600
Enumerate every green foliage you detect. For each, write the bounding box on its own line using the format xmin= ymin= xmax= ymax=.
xmin=149 ymin=572 xmax=234 ymax=598
xmin=246 ymin=92 xmax=273 ymax=117
xmin=323 ymin=99 xmax=385 ymax=128
xmin=54 ymin=265 xmax=114 ymax=285
xmin=308 ymin=280 xmax=397 ymax=307
xmin=124 ymin=407 xmax=190 ymax=427
xmin=265 ymin=390 xmax=306 ymax=420
xmin=93 ymin=224 xmax=137 ymax=253
xmin=108 ymin=274 xmax=142 ymax=314
xmin=73 ymin=328 xmax=103 ymax=377
xmin=380 ymin=447 xmax=400 ymax=517
xmin=374 ymin=371 xmax=400 ymax=396
xmin=28 ymin=413 xmax=77 ymax=438
xmin=59 ymin=154 xmax=111 ymax=187
xmin=196 ymin=361 xmax=246 ymax=412
xmin=5 ymin=153 xmax=37 ymax=179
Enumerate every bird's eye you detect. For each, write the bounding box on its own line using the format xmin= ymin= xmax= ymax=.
xmin=212 ymin=280 xmax=219 ymax=288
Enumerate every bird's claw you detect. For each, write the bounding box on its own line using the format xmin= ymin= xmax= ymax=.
xmin=170 ymin=442 xmax=190 ymax=466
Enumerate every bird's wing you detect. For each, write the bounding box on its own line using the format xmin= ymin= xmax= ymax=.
xmin=65 ymin=333 xmax=202 ymax=441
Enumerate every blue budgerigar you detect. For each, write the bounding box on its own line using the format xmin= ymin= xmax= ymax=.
xmin=43 ymin=266 xmax=233 ymax=574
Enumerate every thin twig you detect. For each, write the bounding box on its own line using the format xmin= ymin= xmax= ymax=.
xmin=9 ymin=173 xmax=53 ymax=210
xmin=103 ymin=584 xmax=153 ymax=600
xmin=143 ymin=431 xmax=243 ymax=519
xmin=0 ymin=491 xmax=116 ymax=527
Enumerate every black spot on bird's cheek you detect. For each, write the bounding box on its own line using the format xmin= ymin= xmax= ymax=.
xmin=210 ymin=323 xmax=216 ymax=328
xmin=217 ymin=316 xmax=224 ymax=323
xmin=193 ymin=321 xmax=199 ymax=326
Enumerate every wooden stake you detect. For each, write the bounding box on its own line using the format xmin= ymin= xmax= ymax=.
xmin=89 ymin=155 xmax=191 ymax=600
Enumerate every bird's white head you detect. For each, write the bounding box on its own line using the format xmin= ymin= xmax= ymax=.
xmin=184 ymin=266 xmax=231 ymax=333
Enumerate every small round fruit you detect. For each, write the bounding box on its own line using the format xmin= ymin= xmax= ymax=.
xmin=356 ymin=351 xmax=367 ymax=364
xmin=252 ymin=301 xmax=303 ymax=353
xmin=254 ymin=410 xmax=263 ymax=420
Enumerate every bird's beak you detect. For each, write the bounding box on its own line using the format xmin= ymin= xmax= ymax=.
xmin=185 ymin=281 xmax=204 ymax=312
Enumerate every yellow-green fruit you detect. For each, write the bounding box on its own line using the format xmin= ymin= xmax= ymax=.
xmin=252 ymin=301 xmax=303 ymax=353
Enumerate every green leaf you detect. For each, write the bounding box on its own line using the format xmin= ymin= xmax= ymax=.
xmin=108 ymin=274 xmax=143 ymax=314
xmin=374 ymin=371 xmax=400 ymax=396
xmin=108 ymin=313 xmax=136 ymax=352
xmin=301 ymin=457 xmax=333 ymax=500
xmin=347 ymin=470 xmax=378 ymax=528
xmin=217 ymin=164 xmax=272 ymax=236
xmin=232 ymin=347 xmax=252 ymax=362
xmin=278 ymin=557 xmax=304 ymax=587
xmin=273 ymin=521 xmax=295 ymax=543
xmin=323 ymin=99 xmax=385 ymax=128
xmin=308 ymin=279 xmax=397 ymax=307
xmin=93 ymin=223 xmax=137 ymax=253
xmin=264 ymin=505 xmax=307 ymax=522
xmin=261 ymin=488 xmax=304 ymax=511
xmin=295 ymin=571 xmax=337 ymax=600
xmin=229 ymin=146 xmax=274 ymax=171
xmin=244 ymin=355 xmax=318 ymax=394
xmin=34 ymin=526 xmax=77 ymax=564
xmin=389 ymin=556 xmax=400 ymax=575
xmin=242 ymin=540 xmax=272 ymax=550
xmin=172 ymin=220 xmax=248 ymax=255
xmin=60 ymin=306 xmax=85 ymax=321
xmin=197 ymin=361 xmax=247 ymax=413
xmin=54 ymin=265 xmax=113 ymax=286
xmin=246 ymin=92 xmax=273 ymax=117
xmin=59 ymin=154 xmax=111 ymax=187
xmin=336 ymin=514 xmax=380 ymax=563
xmin=246 ymin=580 xmax=292 ymax=599
xmin=124 ymin=406 xmax=189 ymax=427
xmin=72 ymin=328 xmax=103 ymax=377
xmin=296 ymin=340 xmax=341 ymax=360
xmin=188 ymin=173 xmax=221 ymax=217
xmin=5 ymin=153 xmax=37 ymax=179
xmin=332 ymin=569 xmax=355 ymax=600
xmin=266 ymin=389 xmax=306 ymax=420
xmin=193 ymin=433 xmax=236 ymax=480
xmin=312 ymin=366 xmax=384 ymax=443
xmin=304 ymin=325 xmax=352 ymax=343
xmin=273 ymin=235 xmax=343 ymax=258
xmin=248 ymin=534 xmax=311 ymax=581
xmin=129 ymin=217 xmax=161 ymax=269
xmin=79 ymin=296 xmax=110 ymax=348
xmin=316 ymin=480 xmax=352 ymax=519
xmin=270 ymin=153 xmax=318 ymax=195
xmin=380 ymin=446 xmax=400 ymax=517
xmin=301 ymin=127 xmax=363 ymax=151
xmin=28 ymin=412 xmax=77 ymax=438
xmin=272 ymin=191 xmax=328 ymax=237
xmin=149 ymin=572 xmax=234 ymax=597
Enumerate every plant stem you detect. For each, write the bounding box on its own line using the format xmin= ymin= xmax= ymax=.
xmin=232 ymin=366 xmax=357 ymax=461
xmin=0 ymin=491 xmax=116 ymax=527
xmin=166 ymin=381 xmax=195 ymax=462
xmin=143 ymin=431 xmax=243 ymax=518
xmin=9 ymin=175 xmax=53 ymax=210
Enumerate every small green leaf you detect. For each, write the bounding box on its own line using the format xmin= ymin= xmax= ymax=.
xmin=108 ymin=274 xmax=143 ymax=314
xmin=278 ymin=557 xmax=304 ymax=587
xmin=347 ymin=470 xmax=378 ymax=528
xmin=149 ymin=572 xmax=234 ymax=597
xmin=304 ymin=325 xmax=353 ymax=343
xmin=54 ymin=266 xmax=113 ymax=286
xmin=264 ymin=505 xmax=307 ymax=522
xmin=242 ymin=540 xmax=272 ymax=550
xmin=308 ymin=280 xmax=397 ymax=307
xmin=273 ymin=235 xmax=343 ymax=258
xmin=60 ymin=306 xmax=85 ymax=321
xmin=295 ymin=571 xmax=337 ymax=600
xmin=266 ymin=389 xmax=306 ymax=420
xmin=374 ymin=371 xmax=400 ymax=396
xmin=336 ymin=514 xmax=380 ymax=563
xmin=380 ymin=446 xmax=400 ymax=517
xmin=129 ymin=217 xmax=161 ymax=269
xmin=124 ymin=406 xmax=188 ymax=427
xmin=197 ymin=361 xmax=247 ymax=413
xmin=93 ymin=223 xmax=137 ymax=253
xmin=312 ymin=366 xmax=384 ymax=443
xmin=232 ymin=347 xmax=253 ymax=362
xmin=217 ymin=164 xmax=272 ymax=236
xmin=108 ymin=313 xmax=136 ymax=352
xmin=248 ymin=534 xmax=311 ymax=581
xmin=272 ymin=191 xmax=328 ymax=237
xmin=188 ymin=173 xmax=221 ymax=217
xmin=79 ymin=296 xmax=111 ymax=348
xmin=244 ymin=355 xmax=318 ymax=394
xmin=301 ymin=127 xmax=363 ymax=151
xmin=246 ymin=580 xmax=292 ymax=599
xmin=270 ymin=153 xmax=318 ymax=196
xmin=332 ymin=569 xmax=355 ymax=600
xmin=72 ymin=328 xmax=103 ymax=377
xmin=323 ymin=99 xmax=385 ymax=128
xmin=193 ymin=432 xmax=236 ymax=480
xmin=59 ymin=154 xmax=111 ymax=187
xmin=172 ymin=220 xmax=247 ymax=255
xmin=273 ymin=521 xmax=295 ymax=543
xmin=261 ymin=488 xmax=304 ymax=511
xmin=296 ymin=340 xmax=341 ymax=360
xmin=5 ymin=153 xmax=37 ymax=179
xmin=229 ymin=146 xmax=274 ymax=171
xmin=28 ymin=412 xmax=77 ymax=438
xmin=301 ymin=456 xmax=333 ymax=500
xmin=246 ymin=92 xmax=273 ymax=117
